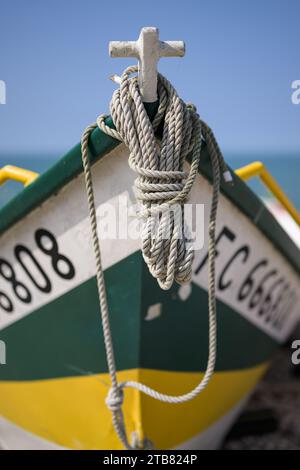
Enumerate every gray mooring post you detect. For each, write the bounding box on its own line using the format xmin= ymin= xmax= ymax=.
xmin=109 ymin=27 xmax=185 ymax=103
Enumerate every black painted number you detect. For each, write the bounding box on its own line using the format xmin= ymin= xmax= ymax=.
xmin=0 ymin=228 xmax=76 ymax=315
xmin=0 ymin=291 xmax=13 ymax=313
xmin=15 ymin=245 xmax=52 ymax=293
xmin=35 ymin=229 xmax=75 ymax=280
xmin=0 ymin=258 xmax=32 ymax=303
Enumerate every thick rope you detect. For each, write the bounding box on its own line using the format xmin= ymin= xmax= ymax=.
xmin=98 ymin=67 xmax=202 ymax=290
xmin=81 ymin=66 xmax=232 ymax=449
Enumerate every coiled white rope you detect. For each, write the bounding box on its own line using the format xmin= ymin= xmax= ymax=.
xmin=81 ymin=66 xmax=232 ymax=449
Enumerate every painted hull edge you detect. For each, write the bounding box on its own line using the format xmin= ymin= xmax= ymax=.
xmin=0 ymin=145 xmax=299 ymax=450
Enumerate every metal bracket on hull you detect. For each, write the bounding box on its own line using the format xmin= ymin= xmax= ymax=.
xmin=0 ymin=165 xmax=39 ymax=188
xmin=235 ymin=161 xmax=300 ymax=226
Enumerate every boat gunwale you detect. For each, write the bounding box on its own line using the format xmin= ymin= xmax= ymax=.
xmin=0 ymin=117 xmax=299 ymax=275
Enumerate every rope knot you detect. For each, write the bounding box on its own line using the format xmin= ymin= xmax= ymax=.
xmin=106 ymin=387 xmax=124 ymax=413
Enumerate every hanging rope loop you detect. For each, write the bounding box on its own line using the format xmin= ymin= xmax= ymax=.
xmin=81 ymin=65 xmax=232 ymax=449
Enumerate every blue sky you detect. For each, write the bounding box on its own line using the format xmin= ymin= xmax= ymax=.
xmin=0 ymin=0 xmax=299 ymax=158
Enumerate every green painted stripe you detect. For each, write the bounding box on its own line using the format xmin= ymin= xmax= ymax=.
xmin=0 ymin=104 xmax=157 ymax=238
xmin=0 ymin=116 xmax=299 ymax=276
xmin=0 ymin=119 xmax=119 ymax=237
xmin=0 ymin=252 xmax=278 ymax=381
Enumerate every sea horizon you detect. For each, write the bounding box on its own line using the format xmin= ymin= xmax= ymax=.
xmin=0 ymin=152 xmax=299 ymax=210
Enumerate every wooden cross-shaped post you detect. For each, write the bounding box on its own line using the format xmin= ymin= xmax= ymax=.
xmin=109 ymin=27 xmax=185 ymax=103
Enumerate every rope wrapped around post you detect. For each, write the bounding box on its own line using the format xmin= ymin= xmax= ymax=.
xmin=81 ymin=65 xmax=232 ymax=449
xmin=98 ymin=66 xmax=226 ymax=289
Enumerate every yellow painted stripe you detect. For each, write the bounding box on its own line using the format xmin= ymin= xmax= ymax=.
xmin=0 ymin=363 xmax=269 ymax=450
